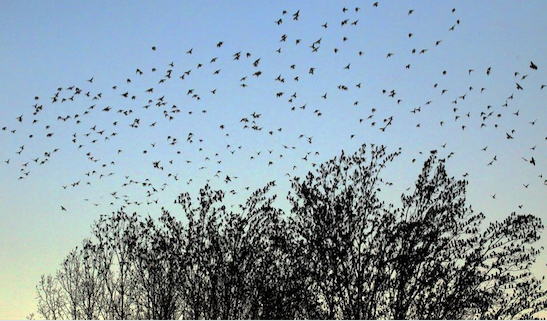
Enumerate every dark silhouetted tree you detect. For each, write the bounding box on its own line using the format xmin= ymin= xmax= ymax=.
xmin=34 ymin=144 xmax=546 ymax=319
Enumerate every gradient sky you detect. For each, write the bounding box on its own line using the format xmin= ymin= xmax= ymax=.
xmin=1 ymin=1 xmax=547 ymax=318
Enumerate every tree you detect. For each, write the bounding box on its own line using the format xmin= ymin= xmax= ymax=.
xmin=289 ymin=145 xmax=546 ymax=319
xmin=34 ymin=144 xmax=546 ymax=319
xmin=287 ymin=144 xmax=402 ymax=319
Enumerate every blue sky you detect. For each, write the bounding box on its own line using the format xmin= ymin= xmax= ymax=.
xmin=1 ymin=1 xmax=547 ymax=318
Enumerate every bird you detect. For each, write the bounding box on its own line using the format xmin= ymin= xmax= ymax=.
xmin=0 ymin=3 xmax=542 ymax=229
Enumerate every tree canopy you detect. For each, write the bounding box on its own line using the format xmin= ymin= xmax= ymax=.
xmin=35 ymin=144 xmax=546 ymax=319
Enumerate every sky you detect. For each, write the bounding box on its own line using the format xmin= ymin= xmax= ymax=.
xmin=1 ymin=1 xmax=547 ymax=319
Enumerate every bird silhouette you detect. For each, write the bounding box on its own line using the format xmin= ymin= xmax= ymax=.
xmin=1 ymin=2 xmax=543 ymax=224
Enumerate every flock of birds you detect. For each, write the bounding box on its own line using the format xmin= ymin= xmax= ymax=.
xmin=1 ymin=3 xmax=546 ymax=213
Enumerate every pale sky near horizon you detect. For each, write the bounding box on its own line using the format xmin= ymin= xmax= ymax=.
xmin=1 ymin=1 xmax=547 ymax=319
